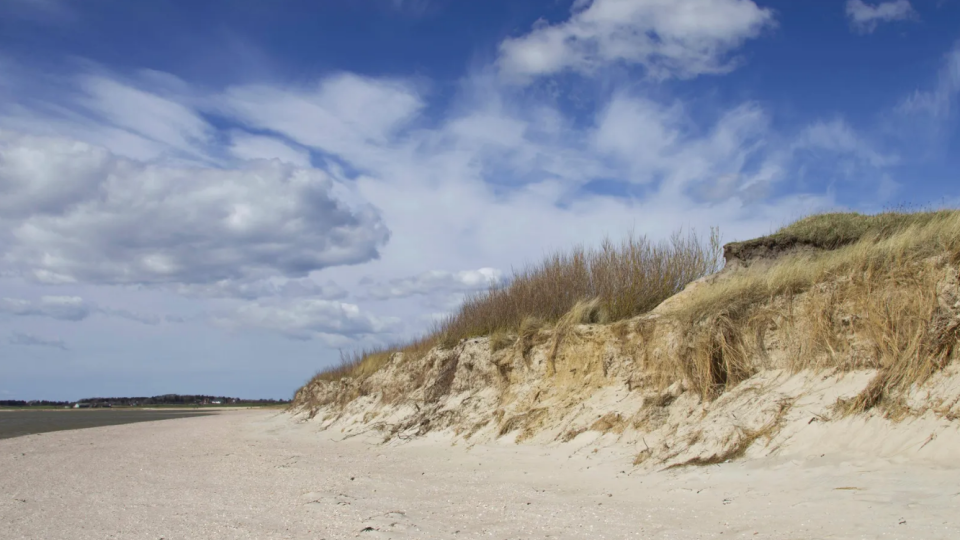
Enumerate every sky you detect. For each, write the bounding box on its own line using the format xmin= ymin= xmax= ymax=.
xmin=1 ymin=0 xmax=959 ymax=401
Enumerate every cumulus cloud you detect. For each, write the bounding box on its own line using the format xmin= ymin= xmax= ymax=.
xmin=846 ymin=0 xmax=916 ymax=34
xmin=367 ymin=268 xmax=503 ymax=300
xmin=0 ymin=130 xmax=390 ymax=286
xmin=9 ymin=331 xmax=68 ymax=350
xmin=217 ymin=298 xmax=401 ymax=341
xmin=498 ymin=0 xmax=775 ymax=81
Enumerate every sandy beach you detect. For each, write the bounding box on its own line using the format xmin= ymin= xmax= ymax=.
xmin=0 ymin=410 xmax=956 ymax=539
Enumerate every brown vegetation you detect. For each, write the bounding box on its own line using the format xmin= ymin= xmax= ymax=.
xmin=299 ymin=209 xmax=960 ymax=429
xmin=306 ymin=228 xmax=721 ymax=387
xmin=658 ymin=210 xmax=960 ymax=408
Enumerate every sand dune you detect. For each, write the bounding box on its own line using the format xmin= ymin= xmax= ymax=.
xmin=1 ymin=409 xmax=958 ymax=539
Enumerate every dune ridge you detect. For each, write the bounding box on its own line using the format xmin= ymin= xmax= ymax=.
xmin=291 ymin=211 xmax=960 ymax=467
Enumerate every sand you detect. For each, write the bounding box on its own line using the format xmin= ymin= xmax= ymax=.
xmin=1 ymin=410 xmax=958 ymax=539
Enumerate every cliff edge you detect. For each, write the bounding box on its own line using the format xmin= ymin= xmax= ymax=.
xmin=291 ymin=212 xmax=960 ymax=467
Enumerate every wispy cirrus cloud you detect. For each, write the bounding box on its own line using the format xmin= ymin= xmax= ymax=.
xmin=0 ymin=295 xmax=165 ymax=325
xmin=9 ymin=331 xmax=68 ymax=350
xmin=366 ymin=268 xmax=503 ymax=300
xmin=899 ymin=43 xmax=960 ymax=119
xmin=0 ymin=296 xmax=90 ymax=321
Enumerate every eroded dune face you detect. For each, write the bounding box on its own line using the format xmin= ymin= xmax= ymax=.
xmin=293 ymin=237 xmax=960 ymax=469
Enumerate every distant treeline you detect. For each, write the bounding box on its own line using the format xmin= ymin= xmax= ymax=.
xmin=77 ymin=394 xmax=289 ymax=407
xmin=1 ymin=395 xmax=288 ymax=407
xmin=0 ymin=400 xmax=72 ymax=407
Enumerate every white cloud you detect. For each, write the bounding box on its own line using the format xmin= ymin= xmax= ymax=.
xmin=846 ymin=0 xmax=916 ymax=34
xmin=589 ymin=96 xmax=785 ymax=200
xmin=221 ymin=73 xmax=423 ymax=164
xmin=228 ymin=132 xmax=312 ymax=167
xmin=367 ymin=268 xmax=503 ymax=300
xmin=900 ymin=43 xmax=960 ymax=118
xmin=0 ymin=296 xmax=90 ymax=321
xmin=592 ymin=96 xmax=682 ymax=178
xmin=0 ymin=67 xmax=208 ymax=163
xmin=0 ymin=130 xmax=390 ymax=286
xmin=0 ymin=130 xmax=111 ymax=219
xmin=0 ymin=295 xmax=165 ymax=324
xmin=498 ymin=0 xmax=775 ymax=82
xmin=178 ymin=277 xmax=348 ymax=301
xmin=794 ymin=119 xmax=895 ymax=168
xmin=77 ymin=75 xmax=215 ymax=162
xmin=9 ymin=331 xmax=67 ymax=350
xmin=217 ymin=298 xmax=401 ymax=341
xmin=0 ymin=63 xmax=894 ymax=349
xmin=97 ymin=307 xmax=162 ymax=325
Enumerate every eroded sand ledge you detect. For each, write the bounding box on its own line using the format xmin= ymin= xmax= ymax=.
xmin=1 ymin=409 xmax=959 ymax=539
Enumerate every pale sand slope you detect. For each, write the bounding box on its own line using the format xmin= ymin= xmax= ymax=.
xmin=1 ymin=410 xmax=958 ymax=540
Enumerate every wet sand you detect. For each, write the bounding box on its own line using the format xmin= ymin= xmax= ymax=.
xmin=1 ymin=409 xmax=958 ymax=539
xmin=0 ymin=409 xmax=215 ymax=440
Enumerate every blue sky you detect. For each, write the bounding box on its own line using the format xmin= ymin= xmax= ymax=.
xmin=1 ymin=0 xmax=959 ymax=401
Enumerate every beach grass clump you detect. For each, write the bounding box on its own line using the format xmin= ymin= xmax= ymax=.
xmin=436 ymin=229 xmax=722 ymax=347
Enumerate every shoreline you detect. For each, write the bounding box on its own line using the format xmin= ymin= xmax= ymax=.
xmin=2 ymin=409 xmax=958 ymax=538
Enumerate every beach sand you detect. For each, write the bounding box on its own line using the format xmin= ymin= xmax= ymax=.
xmin=1 ymin=409 xmax=958 ymax=539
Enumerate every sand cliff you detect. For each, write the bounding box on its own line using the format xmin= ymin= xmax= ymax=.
xmin=292 ymin=224 xmax=960 ymax=469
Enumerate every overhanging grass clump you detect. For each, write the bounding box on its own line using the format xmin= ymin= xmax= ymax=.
xmin=308 ymin=228 xmax=722 ymax=384
xmin=674 ymin=210 xmax=960 ymax=324
xmin=725 ymin=210 xmax=957 ymax=263
xmin=663 ymin=209 xmax=960 ymax=407
xmin=776 ymin=210 xmax=954 ymax=248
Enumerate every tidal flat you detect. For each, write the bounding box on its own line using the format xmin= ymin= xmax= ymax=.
xmin=0 ymin=409 xmax=215 ymax=440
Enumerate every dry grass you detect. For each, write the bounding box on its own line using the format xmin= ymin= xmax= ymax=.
xmin=309 ymin=228 xmax=721 ymax=384
xmin=307 ymin=333 xmax=438 ymax=386
xmin=439 ymin=229 xmax=721 ymax=347
xmin=302 ymin=209 xmax=960 ymax=420
xmin=768 ymin=210 xmax=953 ymax=249
xmin=672 ymin=211 xmax=960 ymax=324
xmin=669 ymin=398 xmax=793 ymax=468
xmin=488 ymin=329 xmax=515 ymax=353
xmin=663 ymin=209 xmax=960 ymax=404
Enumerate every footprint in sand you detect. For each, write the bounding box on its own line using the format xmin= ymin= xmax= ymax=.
xmin=357 ymin=511 xmax=417 ymax=538
xmin=298 ymin=491 xmax=357 ymax=507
